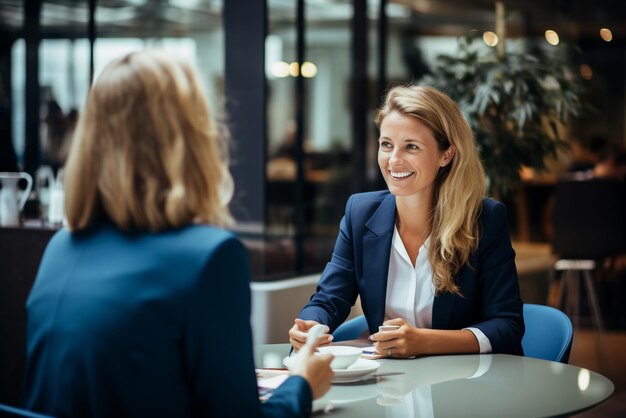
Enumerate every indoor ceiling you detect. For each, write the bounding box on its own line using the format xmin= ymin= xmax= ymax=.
xmin=0 ymin=0 xmax=623 ymax=41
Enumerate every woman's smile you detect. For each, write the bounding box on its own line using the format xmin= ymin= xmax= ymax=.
xmin=389 ymin=170 xmax=415 ymax=179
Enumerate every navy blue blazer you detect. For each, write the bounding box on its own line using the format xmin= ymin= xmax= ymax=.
xmin=300 ymin=190 xmax=525 ymax=355
xmin=24 ymin=223 xmax=312 ymax=418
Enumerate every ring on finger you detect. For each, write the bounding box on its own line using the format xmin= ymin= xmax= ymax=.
xmin=387 ymin=348 xmax=392 ymax=357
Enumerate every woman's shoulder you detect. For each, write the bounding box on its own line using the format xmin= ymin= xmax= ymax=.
xmin=345 ymin=190 xmax=393 ymax=219
xmin=480 ymin=197 xmax=507 ymax=218
xmin=349 ymin=189 xmax=391 ymax=203
xmin=159 ymin=224 xmax=243 ymax=256
xmin=347 ymin=190 xmax=392 ymax=210
xmin=63 ymin=223 xmax=242 ymax=257
xmin=478 ymin=197 xmax=510 ymax=237
xmin=173 ymin=224 xmax=237 ymax=243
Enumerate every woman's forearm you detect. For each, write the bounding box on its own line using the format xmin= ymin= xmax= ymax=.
xmin=413 ymin=328 xmax=480 ymax=355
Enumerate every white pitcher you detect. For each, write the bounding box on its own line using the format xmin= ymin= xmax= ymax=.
xmin=0 ymin=172 xmax=33 ymax=227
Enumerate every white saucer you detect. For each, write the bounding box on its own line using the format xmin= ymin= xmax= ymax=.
xmin=283 ymin=357 xmax=380 ymax=383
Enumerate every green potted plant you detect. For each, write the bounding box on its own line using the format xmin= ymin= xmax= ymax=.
xmin=420 ymin=34 xmax=585 ymax=198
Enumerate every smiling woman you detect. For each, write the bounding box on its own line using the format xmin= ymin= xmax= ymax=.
xmin=289 ymin=84 xmax=525 ymax=360
xmin=377 ymin=111 xmax=454 ymax=201
xmin=373 ymin=85 xmax=486 ymax=295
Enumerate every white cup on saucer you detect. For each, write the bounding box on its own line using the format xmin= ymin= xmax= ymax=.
xmin=317 ymin=346 xmax=362 ymax=369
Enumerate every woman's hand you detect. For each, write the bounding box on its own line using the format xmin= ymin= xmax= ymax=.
xmin=290 ymin=335 xmax=335 ymax=399
xmin=369 ymin=318 xmax=422 ymax=358
xmin=288 ymin=318 xmax=333 ymax=351
xmin=370 ymin=318 xmax=481 ymax=357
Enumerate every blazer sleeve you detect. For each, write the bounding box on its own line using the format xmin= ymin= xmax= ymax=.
xmin=471 ymin=201 xmax=525 ymax=355
xmin=299 ymin=196 xmax=360 ymax=332
xmin=183 ymin=235 xmax=313 ymax=418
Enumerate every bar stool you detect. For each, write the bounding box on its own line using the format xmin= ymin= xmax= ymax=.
xmin=551 ymin=177 xmax=625 ymax=364
xmin=554 ymin=259 xmax=602 ymax=330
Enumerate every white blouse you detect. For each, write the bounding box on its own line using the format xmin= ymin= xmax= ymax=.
xmin=384 ymin=226 xmax=492 ymax=353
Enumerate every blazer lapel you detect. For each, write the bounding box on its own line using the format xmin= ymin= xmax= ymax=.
xmin=362 ymin=194 xmax=396 ymax=332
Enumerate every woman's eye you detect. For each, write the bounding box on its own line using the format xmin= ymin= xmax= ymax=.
xmin=380 ymin=141 xmax=392 ymax=149
xmin=406 ymin=144 xmax=419 ymax=150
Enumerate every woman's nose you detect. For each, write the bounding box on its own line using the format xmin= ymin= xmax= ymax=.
xmin=388 ymin=149 xmax=402 ymax=165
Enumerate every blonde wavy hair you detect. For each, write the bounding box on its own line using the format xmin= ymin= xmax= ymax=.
xmin=375 ymin=85 xmax=486 ymax=294
xmin=64 ymin=49 xmax=233 ymax=232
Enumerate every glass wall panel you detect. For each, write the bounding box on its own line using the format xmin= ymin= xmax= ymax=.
xmin=94 ymin=1 xmax=224 ymax=119
xmin=1 ymin=1 xmax=23 ymax=172
xmin=300 ymin=1 xmax=353 ymax=274
xmin=8 ymin=0 xmax=224 ymax=175
xmin=10 ymin=40 xmax=24 ymax=167
xmin=266 ymin=1 xmax=297 ymax=234
xmin=266 ymin=0 xmax=359 ymax=277
xmin=35 ymin=1 xmax=88 ymax=176
xmin=5 ymin=0 xmax=223 ymax=222
xmin=39 ymin=39 xmax=89 ymax=174
xmin=265 ymin=0 xmax=298 ymax=277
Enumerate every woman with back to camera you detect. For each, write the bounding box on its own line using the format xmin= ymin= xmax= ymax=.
xmin=289 ymin=85 xmax=524 ymax=357
xmin=23 ymin=50 xmax=333 ymax=418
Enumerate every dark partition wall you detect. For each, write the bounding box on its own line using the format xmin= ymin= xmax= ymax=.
xmin=224 ymin=0 xmax=266 ymax=226
xmin=23 ymin=0 xmax=41 ymax=176
xmin=0 ymin=36 xmax=18 ymax=172
xmin=0 ymin=227 xmax=56 ymax=406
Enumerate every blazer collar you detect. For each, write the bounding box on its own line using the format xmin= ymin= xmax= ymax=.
xmin=365 ymin=193 xmax=396 ymax=236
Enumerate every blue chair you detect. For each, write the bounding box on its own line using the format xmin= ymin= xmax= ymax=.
xmin=522 ymin=303 xmax=573 ymax=364
xmin=333 ymin=303 xmax=573 ymax=363
xmin=0 ymin=403 xmax=55 ymax=418
xmin=333 ymin=314 xmax=368 ymax=342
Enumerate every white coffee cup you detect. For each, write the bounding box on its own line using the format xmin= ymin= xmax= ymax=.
xmin=317 ymin=346 xmax=362 ymax=369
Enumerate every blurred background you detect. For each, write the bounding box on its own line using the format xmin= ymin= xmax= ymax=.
xmin=1 ymin=0 xmax=624 ymax=277
xmin=1 ymin=1 xmax=625 ymax=415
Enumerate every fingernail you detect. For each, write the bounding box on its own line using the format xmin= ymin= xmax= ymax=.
xmin=328 ymin=335 xmax=334 ymax=341
xmin=369 ymin=335 xmax=375 ymax=341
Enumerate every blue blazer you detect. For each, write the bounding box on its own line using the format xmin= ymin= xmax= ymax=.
xmin=300 ymin=191 xmax=525 ymax=355
xmin=24 ymin=223 xmax=312 ymax=418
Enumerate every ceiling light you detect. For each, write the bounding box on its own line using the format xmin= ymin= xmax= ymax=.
xmin=301 ymin=62 xmax=317 ymax=78
xmin=545 ymin=30 xmax=559 ymax=46
xmin=482 ymin=31 xmax=498 ymax=47
xmin=270 ymin=61 xmax=290 ymax=78
xmin=289 ymin=62 xmax=299 ymax=77
xmin=600 ymin=28 xmax=613 ymax=42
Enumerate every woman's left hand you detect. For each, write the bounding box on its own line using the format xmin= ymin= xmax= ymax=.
xmin=369 ymin=318 xmax=422 ymax=358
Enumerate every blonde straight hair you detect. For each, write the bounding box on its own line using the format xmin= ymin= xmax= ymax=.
xmin=375 ymin=85 xmax=486 ymax=294
xmin=64 ymin=50 xmax=233 ymax=232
